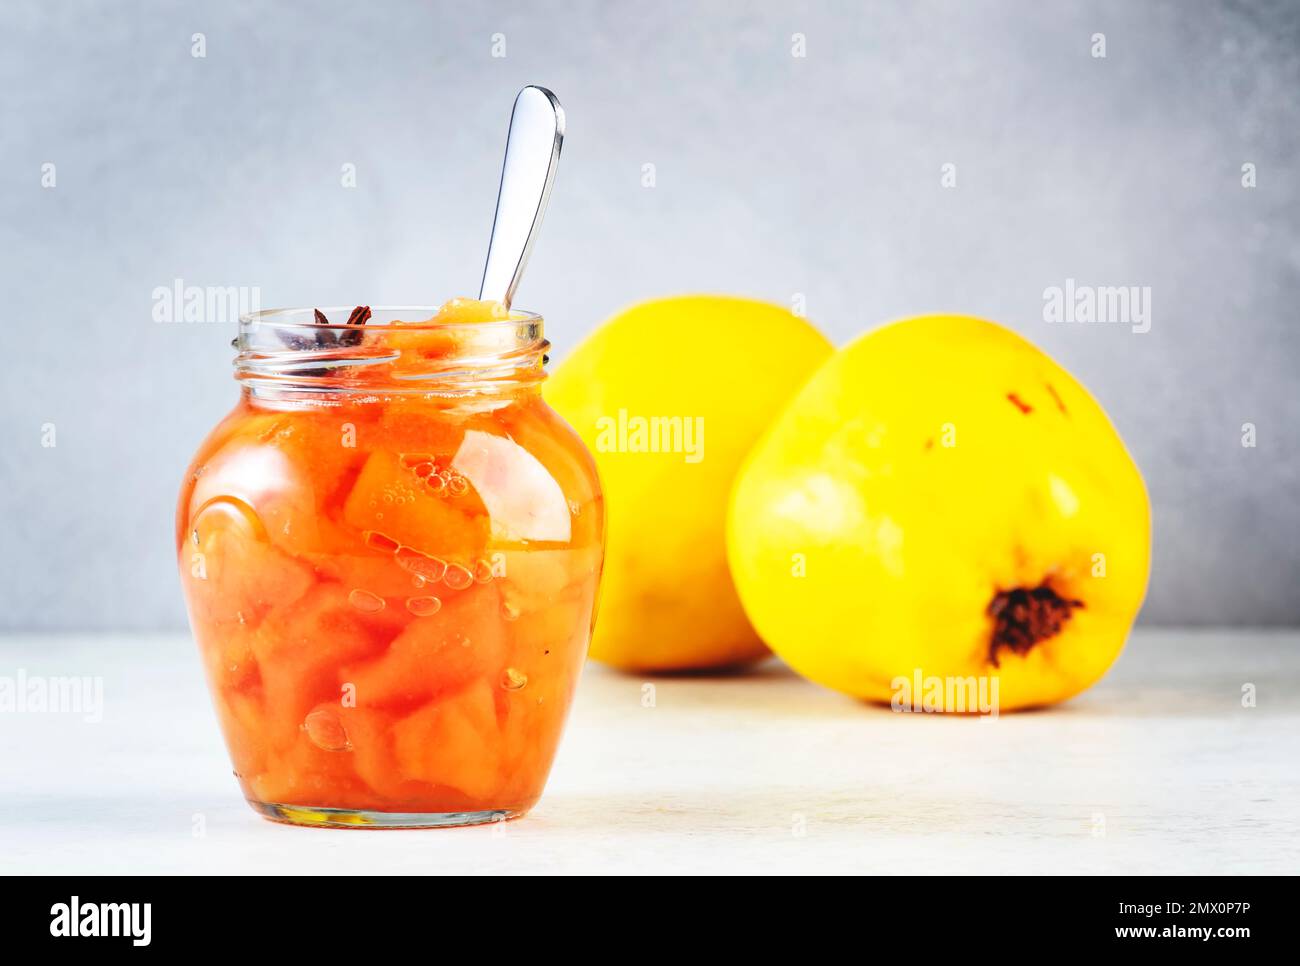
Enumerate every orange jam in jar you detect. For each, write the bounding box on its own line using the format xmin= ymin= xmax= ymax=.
xmin=177 ymin=300 xmax=604 ymax=828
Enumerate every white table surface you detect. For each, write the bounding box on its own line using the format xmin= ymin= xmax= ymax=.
xmin=2 ymin=629 xmax=1297 ymax=875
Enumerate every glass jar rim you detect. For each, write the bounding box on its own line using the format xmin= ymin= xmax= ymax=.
xmin=234 ymin=305 xmax=549 ymax=399
xmin=239 ymin=304 xmax=542 ymax=331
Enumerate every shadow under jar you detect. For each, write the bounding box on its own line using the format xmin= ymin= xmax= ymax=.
xmin=177 ymin=306 xmax=604 ymax=828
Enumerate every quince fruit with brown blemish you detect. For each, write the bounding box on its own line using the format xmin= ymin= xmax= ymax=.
xmin=727 ymin=315 xmax=1151 ymax=710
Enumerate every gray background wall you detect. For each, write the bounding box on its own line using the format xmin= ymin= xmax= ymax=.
xmin=1 ymin=0 xmax=1296 ymax=631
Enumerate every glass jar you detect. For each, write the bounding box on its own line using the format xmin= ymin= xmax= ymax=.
xmin=177 ymin=305 xmax=604 ymax=828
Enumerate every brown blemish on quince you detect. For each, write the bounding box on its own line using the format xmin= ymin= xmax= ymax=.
xmin=1006 ymin=393 xmax=1033 ymax=414
xmin=1045 ymin=383 xmax=1068 ymax=415
xmin=987 ymin=584 xmax=1084 ymax=666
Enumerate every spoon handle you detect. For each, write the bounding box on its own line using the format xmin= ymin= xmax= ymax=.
xmin=478 ymin=86 xmax=565 ymax=308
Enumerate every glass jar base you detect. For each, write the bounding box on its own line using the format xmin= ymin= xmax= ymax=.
xmin=250 ymin=800 xmax=524 ymax=829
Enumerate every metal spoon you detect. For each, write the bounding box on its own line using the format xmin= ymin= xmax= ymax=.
xmin=478 ymin=86 xmax=565 ymax=309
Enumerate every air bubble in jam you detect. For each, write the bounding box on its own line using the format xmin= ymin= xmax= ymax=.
xmin=501 ymin=668 xmax=528 ymax=691
xmin=448 ymin=475 xmax=469 ymax=497
xmin=414 ymin=461 xmax=435 ymax=478
xmin=348 ymin=588 xmax=386 ymax=613
xmin=443 ymin=563 xmax=474 ymax=590
xmin=303 ymin=709 xmax=351 ymax=752
xmin=406 ymin=595 xmax=442 ymax=617
xmin=501 ymin=600 xmax=520 ymax=621
xmin=396 ymin=547 xmax=447 ymax=582
xmin=474 ymin=559 xmax=494 ymax=583
xmin=377 ymin=479 xmax=420 ymax=511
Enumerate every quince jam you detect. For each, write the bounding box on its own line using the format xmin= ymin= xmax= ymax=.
xmin=177 ymin=300 xmax=603 ymax=827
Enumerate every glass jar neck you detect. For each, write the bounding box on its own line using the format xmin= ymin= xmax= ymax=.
xmin=234 ymin=306 xmax=548 ymax=406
